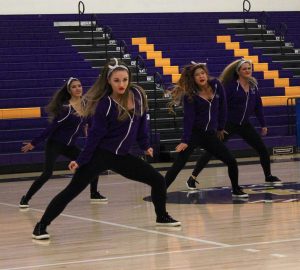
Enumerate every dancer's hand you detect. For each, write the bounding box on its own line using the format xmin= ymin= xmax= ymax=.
xmin=145 ymin=147 xmax=153 ymax=157
xmin=217 ymin=130 xmax=225 ymax=141
xmin=69 ymin=161 xmax=79 ymax=172
xmin=21 ymin=142 xmax=34 ymax=153
xmin=175 ymin=143 xmax=188 ymax=152
xmin=261 ymin=127 xmax=268 ymax=136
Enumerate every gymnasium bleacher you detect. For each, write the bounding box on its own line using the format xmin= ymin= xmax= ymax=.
xmin=0 ymin=11 xmax=299 ymax=172
xmin=98 ymin=11 xmax=300 ymax=155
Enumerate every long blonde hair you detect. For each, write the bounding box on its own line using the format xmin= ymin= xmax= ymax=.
xmin=168 ymin=63 xmax=210 ymax=112
xmin=219 ymin=59 xmax=257 ymax=86
xmin=83 ymin=58 xmax=147 ymax=120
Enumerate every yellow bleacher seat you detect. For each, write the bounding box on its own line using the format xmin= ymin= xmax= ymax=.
xmin=139 ymin=44 xmax=154 ymax=52
xmin=132 ymin=37 xmax=147 ymax=45
xmin=262 ymin=95 xmax=300 ymax=106
xmin=234 ymin=48 xmax=249 ymax=57
xmin=163 ymin=66 xmax=179 ymax=75
xmin=253 ymin=63 xmax=268 ymax=72
xmin=146 ymin=51 xmax=162 ymax=59
xmin=285 ymin=86 xmax=300 ymax=96
xmin=216 ymin=35 xmax=231 ymax=43
xmin=1 ymin=107 xmax=41 ymax=119
xmin=244 ymin=55 xmax=259 ymax=63
xmin=263 ymin=70 xmax=279 ymax=79
xmin=274 ymin=78 xmax=290 ymax=87
xmin=155 ymin=58 xmax=171 ymax=67
xmin=172 ymin=74 xmax=181 ymax=83
xmin=225 ymin=42 xmax=240 ymax=50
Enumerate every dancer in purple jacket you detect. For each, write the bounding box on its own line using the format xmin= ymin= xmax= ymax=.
xmin=32 ymin=58 xmax=180 ymax=240
xmin=186 ymin=59 xmax=281 ymax=190
xmin=165 ymin=62 xmax=248 ymax=198
xmin=19 ymin=78 xmax=106 ymax=209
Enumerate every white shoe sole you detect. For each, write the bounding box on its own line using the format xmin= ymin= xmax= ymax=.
xmin=19 ymin=204 xmax=29 ymax=208
xmin=232 ymin=194 xmax=249 ymax=198
xmin=265 ymin=181 xmax=282 ymax=186
xmin=186 ymin=182 xmax=197 ymax=190
xmin=90 ymin=199 xmax=108 ymax=203
xmin=32 ymin=234 xmax=50 ymax=240
xmin=156 ymin=221 xmax=181 ymax=227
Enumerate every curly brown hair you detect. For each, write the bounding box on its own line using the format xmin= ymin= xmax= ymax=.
xmin=168 ymin=63 xmax=210 ymax=112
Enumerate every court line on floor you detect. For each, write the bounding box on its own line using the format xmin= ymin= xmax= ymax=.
xmin=0 ymin=246 xmax=232 ymax=270
xmin=3 ymin=202 xmax=300 ymax=249
xmin=1 ymin=237 xmax=298 ymax=270
xmin=0 ymin=202 xmax=230 ymax=247
xmin=230 ymin=237 xmax=300 ymax=248
xmin=1 ymin=202 xmax=299 ymax=270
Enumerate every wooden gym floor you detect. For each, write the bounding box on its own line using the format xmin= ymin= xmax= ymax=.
xmin=0 ymin=156 xmax=299 ymax=269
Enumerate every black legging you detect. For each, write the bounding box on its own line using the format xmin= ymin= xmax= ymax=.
xmin=165 ymin=129 xmax=239 ymax=190
xmin=24 ymin=139 xmax=98 ymax=201
xmin=40 ymin=148 xmax=167 ymax=226
xmin=192 ymin=121 xmax=271 ymax=178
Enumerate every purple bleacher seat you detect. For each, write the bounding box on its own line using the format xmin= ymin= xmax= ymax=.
xmin=1 ymin=12 xmax=298 ymax=168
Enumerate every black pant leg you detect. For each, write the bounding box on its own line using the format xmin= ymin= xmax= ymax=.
xmin=165 ymin=144 xmax=196 ymax=189
xmin=192 ymin=127 xmax=233 ymax=178
xmin=25 ymin=140 xmax=62 ymax=200
xmin=108 ymin=152 xmax=167 ymax=216
xmin=237 ymin=122 xmax=271 ymax=177
xmin=198 ymin=132 xmax=239 ymax=189
xmin=192 ymin=151 xmax=213 ymax=178
xmin=63 ymin=144 xmax=99 ymax=194
xmin=40 ymin=150 xmax=108 ymax=226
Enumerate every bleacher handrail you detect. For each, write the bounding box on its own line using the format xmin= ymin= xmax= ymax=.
xmin=118 ymin=40 xmax=127 ymax=60
xmin=242 ymin=0 xmax=251 ymax=31
xmin=243 ymin=0 xmax=251 ymax=12
xmin=103 ymin=26 xmax=112 ymax=60
xmin=134 ymin=55 xmax=146 ymax=84
xmin=259 ymin=11 xmax=270 ymax=42
xmin=278 ymin=22 xmax=288 ymax=55
xmin=90 ymin=14 xmax=97 ymax=46
xmin=287 ymin=97 xmax=297 ymax=136
xmin=152 ymin=72 xmax=165 ymax=158
xmin=78 ymin=1 xmax=85 ymax=32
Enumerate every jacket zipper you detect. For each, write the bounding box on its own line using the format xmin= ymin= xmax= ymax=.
xmin=113 ymin=94 xmax=136 ymax=154
xmin=240 ymin=91 xmax=249 ymax=125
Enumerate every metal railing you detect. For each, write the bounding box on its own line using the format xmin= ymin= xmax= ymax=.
xmin=78 ymin=2 xmax=99 ymax=47
xmin=152 ymin=72 xmax=165 ymax=137
xmin=278 ymin=22 xmax=288 ymax=55
xmin=134 ymin=55 xmax=146 ymax=84
xmin=287 ymin=97 xmax=297 ymax=136
xmin=259 ymin=11 xmax=270 ymax=42
xmin=90 ymin=14 xmax=97 ymax=46
xmin=118 ymin=40 xmax=128 ymax=60
xmin=150 ymin=72 xmax=165 ymax=160
xmin=242 ymin=0 xmax=251 ymax=31
xmin=163 ymin=84 xmax=179 ymax=129
xmin=78 ymin=1 xmax=85 ymax=31
xmin=103 ymin=26 xmax=112 ymax=60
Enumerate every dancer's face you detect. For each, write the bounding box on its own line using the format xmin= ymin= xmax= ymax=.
xmin=108 ymin=70 xmax=129 ymax=96
xmin=238 ymin=62 xmax=252 ymax=79
xmin=194 ymin=68 xmax=208 ymax=87
xmin=69 ymin=80 xmax=83 ymax=97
